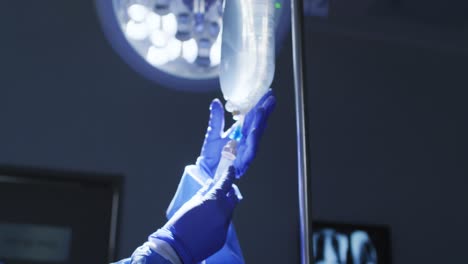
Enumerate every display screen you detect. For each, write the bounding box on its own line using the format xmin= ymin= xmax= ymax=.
xmin=0 ymin=167 xmax=121 ymax=264
xmin=0 ymin=223 xmax=71 ymax=262
xmin=312 ymin=222 xmax=391 ymax=264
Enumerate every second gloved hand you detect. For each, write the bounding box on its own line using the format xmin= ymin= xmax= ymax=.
xmin=152 ymin=166 xmax=240 ymax=264
xmin=196 ymin=90 xmax=276 ymax=179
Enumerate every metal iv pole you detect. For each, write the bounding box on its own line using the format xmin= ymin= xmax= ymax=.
xmin=291 ymin=0 xmax=313 ymax=263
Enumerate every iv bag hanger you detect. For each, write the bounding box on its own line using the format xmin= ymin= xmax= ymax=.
xmin=291 ymin=0 xmax=313 ymax=263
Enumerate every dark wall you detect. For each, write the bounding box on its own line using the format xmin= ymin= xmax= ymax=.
xmin=2 ymin=1 xmax=467 ymax=264
xmin=305 ymin=21 xmax=468 ymax=263
xmin=0 ymin=1 xmax=299 ymax=263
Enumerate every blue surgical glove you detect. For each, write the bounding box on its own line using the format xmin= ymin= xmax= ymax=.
xmin=196 ymin=90 xmax=276 ymax=178
xmin=153 ymin=166 xmax=240 ymax=264
xmin=235 ymin=90 xmax=276 ymax=177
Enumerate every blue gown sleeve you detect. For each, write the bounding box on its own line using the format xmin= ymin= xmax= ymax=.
xmin=112 ymin=243 xmax=173 ymax=264
xmin=166 ymin=165 xmax=245 ymax=264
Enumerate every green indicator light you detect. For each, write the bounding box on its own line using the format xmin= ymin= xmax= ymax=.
xmin=275 ymin=2 xmax=281 ymax=9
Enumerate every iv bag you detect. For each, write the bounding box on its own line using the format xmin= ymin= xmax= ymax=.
xmin=219 ymin=0 xmax=276 ymax=116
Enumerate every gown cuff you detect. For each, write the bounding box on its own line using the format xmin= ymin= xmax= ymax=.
xmin=146 ymin=240 xmax=182 ymax=264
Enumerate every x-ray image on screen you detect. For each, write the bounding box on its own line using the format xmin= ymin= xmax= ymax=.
xmin=312 ymin=222 xmax=391 ymax=264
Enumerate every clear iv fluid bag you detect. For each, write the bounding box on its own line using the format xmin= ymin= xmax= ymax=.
xmin=220 ymin=0 xmax=275 ymax=116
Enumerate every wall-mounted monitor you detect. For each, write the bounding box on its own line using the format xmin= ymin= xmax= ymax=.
xmin=0 ymin=166 xmax=122 ymax=264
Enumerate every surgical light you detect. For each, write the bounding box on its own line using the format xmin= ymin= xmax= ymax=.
xmin=95 ymin=0 xmax=290 ymax=91
xmin=127 ymin=4 xmax=149 ymax=22
xmin=182 ymin=38 xmax=198 ymax=63
xmin=103 ymin=0 xmax=225 ymax=82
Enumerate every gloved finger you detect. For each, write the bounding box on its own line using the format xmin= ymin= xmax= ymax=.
xmin=250 ymin=96 xmax=275 ymax=136
xmin=241 ymin=107 xmax=264 ymax=152
xmin=237 ymin=107 xmax=265 ymax=164
xmin=234 ymin=128 xmax=260 ymax=176
xmin=242 ymin=90 xmax=273 ymax=136
xmin=206 ymin=99 xmax=225 ymax=139
xmin=252 ymin=107 xmax=267 ymax=134
xmin=261 ymin=95 xmax=276 ymax=117
xmin=214 ymin=166 xmax=237 ymax=197
xmin=256 ymin=89 xmax=273 ymax=108
xmin=241 ymin=111 xmax=255 ymax=139
xmin=253 ymin=93 xmax=277 ymax=135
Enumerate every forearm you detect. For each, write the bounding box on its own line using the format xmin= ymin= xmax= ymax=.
xmin=167 ymin=165 xmax=210 ymax=219
xmin=167 ymin=165 xmax=245 ymax=264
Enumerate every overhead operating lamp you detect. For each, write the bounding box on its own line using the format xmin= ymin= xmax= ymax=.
xmin=95 ymin=0 xmax=289 ymax=91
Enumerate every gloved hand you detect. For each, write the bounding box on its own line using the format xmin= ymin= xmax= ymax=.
xmin=235 ymin=90 xmax=276 ymax=176
xmin=196 ymin=90 xmax=276 ymax=178
xmin=152 ymin=166 xmax=240 ymax=264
